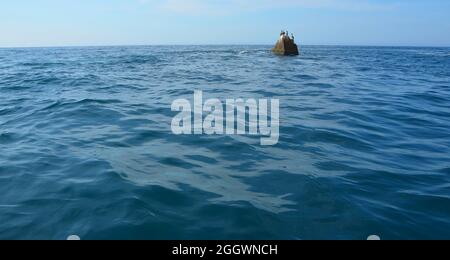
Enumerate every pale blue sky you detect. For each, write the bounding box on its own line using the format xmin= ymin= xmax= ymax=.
xmin=1 ymin=0 xmax=449 ymax=47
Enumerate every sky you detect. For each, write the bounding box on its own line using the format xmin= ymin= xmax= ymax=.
xmin=0 ymin=0 xmax=449 ymax=47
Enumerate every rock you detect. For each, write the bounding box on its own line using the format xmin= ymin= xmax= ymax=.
xmin=272 ymin=33 xmax=299 ymax=56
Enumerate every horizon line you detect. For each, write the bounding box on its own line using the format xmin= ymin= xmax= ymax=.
xmin=1 ymin=43 xmax=449 ymax=49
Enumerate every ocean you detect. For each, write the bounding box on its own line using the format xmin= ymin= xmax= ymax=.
xmin=0 ymin=45 xmax=449 ymax=240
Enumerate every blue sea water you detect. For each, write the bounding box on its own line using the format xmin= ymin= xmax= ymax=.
xmin=0 ymin=45 xmax=449 ymax=240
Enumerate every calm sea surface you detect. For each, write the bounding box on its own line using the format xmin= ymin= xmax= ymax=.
xmin=0 ymin=45 xmax=449 ymax=239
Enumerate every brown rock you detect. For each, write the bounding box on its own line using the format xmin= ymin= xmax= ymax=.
xmin=272 ymin=35 xmax=299 ymax=56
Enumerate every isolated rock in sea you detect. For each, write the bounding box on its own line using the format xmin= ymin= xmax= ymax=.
xmin=272 ymin=32 xmax=299 ymax=56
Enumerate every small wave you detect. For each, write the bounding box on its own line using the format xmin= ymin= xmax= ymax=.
xmin=304 ymin=82 xmax=335 ymax=88
xmin=0 ymin=107 xmax=19 ymax=116
xmin=68 ymin=74 xmax=102 ymax=87
xmin=356 ymin=66 xmax=372 ymax=72
xmin=293 ymin=74 xmax=318 ymax=80
xmin=0 ymin=132 xmax=18 ymax=144
xmin=119 ymin=54 xmax=161 ymax=65
xmin=439 ymin=168 xmax=450 ymax=174
xmin=42 ymin=98 xmax=122 ymax=111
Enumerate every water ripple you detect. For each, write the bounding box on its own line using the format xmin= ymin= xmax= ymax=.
xmin=0 ymin=45 xmax=449 ymax=239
